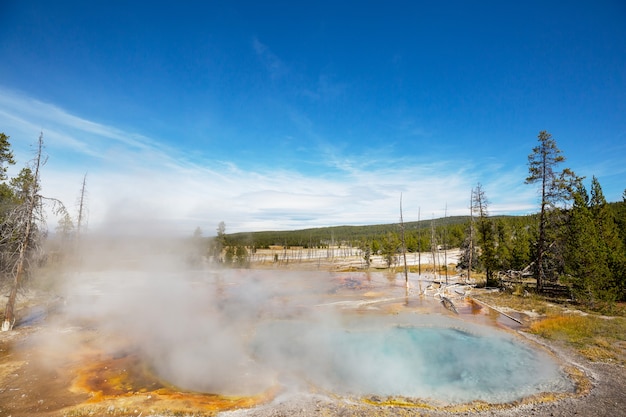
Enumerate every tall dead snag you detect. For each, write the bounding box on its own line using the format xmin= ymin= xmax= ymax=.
xmin=417 ymin=207 xmax=422 ymax=276
xmin=443 ymin=203 xmax=449 ymax=285
xmin=468 ymin=188 xmax=474 ymax=282
xmin=430 ymin=216 xmax=438 ymax=279
xmin=76 ymin=173 xmax=87 ymax=238
xmin=399 ymin=194 xmax=409 ymax=290
xmin=73 ymin=173 xmax=88 ymax=261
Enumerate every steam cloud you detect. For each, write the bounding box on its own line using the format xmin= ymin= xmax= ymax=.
xmin=34 ymin=235 xmax=573 ymax=405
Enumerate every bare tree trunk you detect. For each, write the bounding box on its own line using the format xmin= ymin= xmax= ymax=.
xmin=77 ymin=173 xmax=87 ymax=237
xmin=443 ymin=203 xmax=448 ymax=285
xmin=430 ymin=216 xmax=438 ymax=280
xmin=468 ymin=189 xmax=473 ymax=283
xmin=418 ymin=207 xmax=421 ymax=276
xmin=2 ymin=133 xmax=43 ymax=332
xmin=537 ymin=190 xmax=546 ymax=292
xmin=399 ymin=194 xmax=409 ymax=289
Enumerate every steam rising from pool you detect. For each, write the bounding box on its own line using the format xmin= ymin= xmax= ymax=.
xmin=253 ymin=316 xmax=573 ymax=403
xmin=52 ymin=246 xmax=574 ymax=406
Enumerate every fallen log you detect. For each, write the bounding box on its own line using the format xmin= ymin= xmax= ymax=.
xmin=440 ymin=296 xmax=458 ymax=314
xmin=470 ymin=297 xmax=523 ymax=325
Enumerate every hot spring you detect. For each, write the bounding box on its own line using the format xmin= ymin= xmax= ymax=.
xmin=253 ymin=314 xmax=574 ymax=404
xmin=58 ymin=268 xmax=576 ymax=411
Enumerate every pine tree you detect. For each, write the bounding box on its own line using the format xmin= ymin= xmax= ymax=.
xmin=510 ymin=220 xmax=532 ymax=271
xmin=471 ymin=184 xmax=497 ymax=285
xmin=0 ymin=133 xmax=16 ymax=181
xmin=589 ymin=177 xmax=625 ymax=301
xmin=494 ymin=219 xmax=512 ymax=272
xmin=380 ymin=232 xmax=400 ymax=268
xmin=563 ymin=179 xmax=612 ymax=305
xmin=525 ymin=131 xmax=574 ymax=291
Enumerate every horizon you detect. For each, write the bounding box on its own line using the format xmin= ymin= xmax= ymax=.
xmin=1 ymin=1 xmax=624 ymax=235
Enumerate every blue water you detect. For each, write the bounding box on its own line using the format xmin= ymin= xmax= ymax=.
xmin=253 ymin=317 xmax=574 ymax=404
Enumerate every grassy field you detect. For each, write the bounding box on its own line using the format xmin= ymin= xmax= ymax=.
xmin=472 ymin=291 xmax=626 ymax=365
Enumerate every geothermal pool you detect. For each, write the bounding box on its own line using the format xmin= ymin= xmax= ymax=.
xmin=254 ymin=315 xmax=573 ymax=404
xmin=59 ymin=268 xmax=575 ymax=409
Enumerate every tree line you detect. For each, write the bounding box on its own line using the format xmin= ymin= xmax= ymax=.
xmin=209 ymin=131 xmax=626 ymax=306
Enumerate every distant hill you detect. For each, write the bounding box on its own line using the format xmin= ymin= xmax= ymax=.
xmin=220 ymin=200 xmax=624 ymax=249
xmin=225 ymin=214 xmax=526 ymax=249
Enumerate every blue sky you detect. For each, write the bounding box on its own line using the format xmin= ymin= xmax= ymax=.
xmin=0 ymin=1 xmax=625 ymax=235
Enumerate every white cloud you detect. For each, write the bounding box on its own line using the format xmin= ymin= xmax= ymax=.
xmin=0 ymin=88 xmax=538 ymax=236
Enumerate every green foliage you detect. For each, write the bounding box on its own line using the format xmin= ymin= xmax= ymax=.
xmin=226 ymin=216 xmax=473 ymax=252
xmin=525 ymin=131 xmax=576 ymax=290
xmin=379 ymin=232 xmax=400 ymax=267
xmin=234 ymin=245 xmax=249 ymax=267
xmin=471 ymin=184 xmax=498 ymax=283
xmin=55 ymin=212 xmax=75 ymax=242
xmin=223 ymin=244 xmax=248 ymax=267
xmin=207 ymin=221 xmax=227 ymax=261
xmin=509 ymin=220 xmax=533 ymax=270
xmin=9 ymin=167 xmax=37 ymax=203
xmin=557 ymin=175 xmax=626 ymax=306
xmin=357 ymin=238 xmax=372 ymax=267
xmin=494 ymin=219 xmax=513 ymax=271
xmin=0 ymin=133 xmax=16 ymax=181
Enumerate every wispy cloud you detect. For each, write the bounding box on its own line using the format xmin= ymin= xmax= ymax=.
xmin=252 ymin=37 xmax=288 ymax=80
xmin=0 ymin=88 xmax=537 ymax=235
xmin=300 ymin=73 xmax=348 ymax=101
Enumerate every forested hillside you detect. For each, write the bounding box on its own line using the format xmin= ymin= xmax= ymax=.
xmin=210 ymin=132 xmax=626 ymax=307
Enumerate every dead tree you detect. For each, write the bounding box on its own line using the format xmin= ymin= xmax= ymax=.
xmin=2 ymin=134 xmax=44 ymax=331
xmin=443 ymin=203 xmax=449 ymax=285
xmin=468 ymin=188 xmax=474 ymax=282
xmin=76 ymin=173 xmax=88 ymax=238
xmin=430 ymin=216 xmax=438 ymax=279
xmin=2 ymin=133 xmax=67 ymax=331
xmin=414 ymin=206 xmax=423 ymax=294
xmin=399 ymin=194 xmax=409 ymax=289
xmin=417 ymin=207 xmax=422 ymax=276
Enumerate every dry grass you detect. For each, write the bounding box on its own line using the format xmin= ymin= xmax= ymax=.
xmin=528 ymin=314 xmax=626 ymax=363
xmin=472 ymin=291 xmax=562 ymax=316
xmin=472 ymin=291 xmax=626 ymax=364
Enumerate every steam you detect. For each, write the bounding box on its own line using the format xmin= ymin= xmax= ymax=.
xmin=58 ymin=243 xmax=282 ymax=395
xmin=37 ymin=236 xmax=573 ymax=404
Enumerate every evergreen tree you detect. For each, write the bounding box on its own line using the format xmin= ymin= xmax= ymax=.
xmin=590 ymin=177 xmax=623 ymax=258
xmin=510 ymin=221 xmax=532 ymax=271
xmin=525 ymin=131 xmax=574 ymax=291
xmin=589 ymin=177 xmax=625 ymax=301
xmin=380 ymin=232 xmax=400 ymax=267
xmin=457 ymin=221 xmax=477 ymax=271
xmin=234 ymin=245 xmax=249 ymax=267
xmin=494 ymin=219 xmax=512 ymax=272
xmin=0 ymin=133 xmax=16 ymax=181
xmin=472 ymin=184 xmax=497 ymax=284
xmin=563 ymin=179 xmax=613 ymax=305
xmin=358 ymin=238 xmax=372 ymax=267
